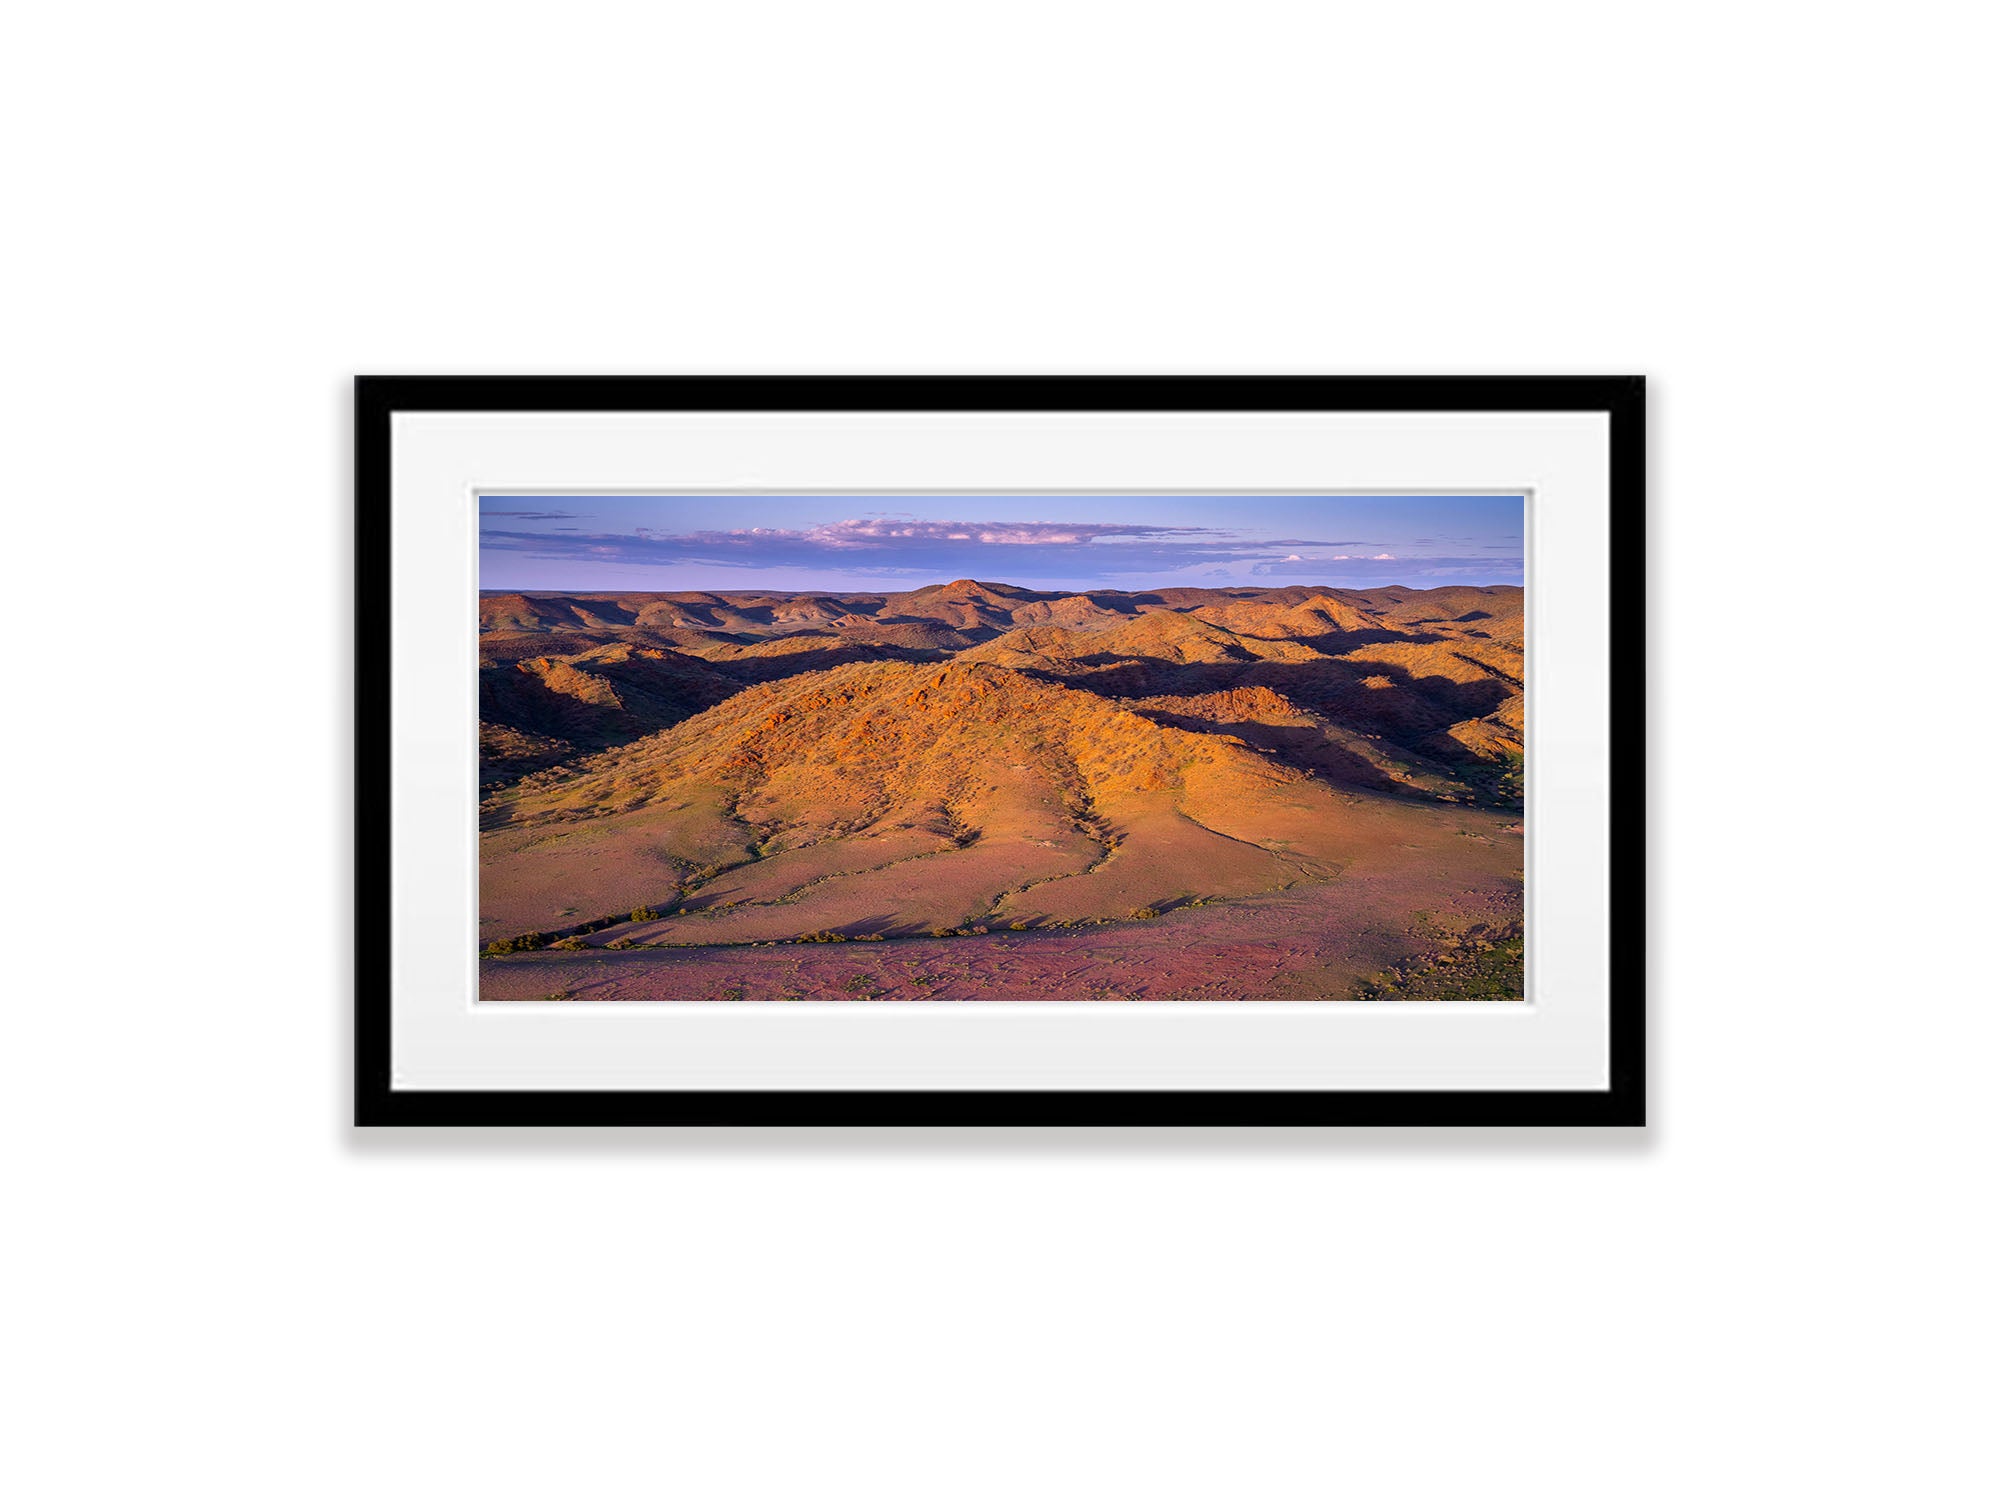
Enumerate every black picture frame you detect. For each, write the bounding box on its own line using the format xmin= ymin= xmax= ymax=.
xmin=356 ymin=376 xmax=1645 ymax=1127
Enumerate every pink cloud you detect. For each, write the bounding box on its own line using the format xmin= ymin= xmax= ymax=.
xmin=800 ymin=518 xmax=1182 ymax=549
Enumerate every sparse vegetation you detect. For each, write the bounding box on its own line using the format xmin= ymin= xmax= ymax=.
xmin=1353 ymin=927 xmax=1524 ymax=1002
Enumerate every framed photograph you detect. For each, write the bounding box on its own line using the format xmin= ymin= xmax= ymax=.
xmin=357 ymin=376 xmax=1644 ymax=1125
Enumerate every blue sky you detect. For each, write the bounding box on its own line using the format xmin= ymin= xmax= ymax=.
xmin=479 ymin=493 xmax=1524 ymax=593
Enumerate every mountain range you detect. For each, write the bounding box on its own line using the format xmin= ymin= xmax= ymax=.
xmin=476 ymin=580 xmax=1525 ymax=1001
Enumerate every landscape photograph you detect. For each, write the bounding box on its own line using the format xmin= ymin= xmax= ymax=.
xmin=477 ymin=493 xmax=1526 ymax=1002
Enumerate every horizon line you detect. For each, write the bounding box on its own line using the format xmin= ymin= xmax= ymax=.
xmin=477 ymin=579 xmax=1525 ymax=597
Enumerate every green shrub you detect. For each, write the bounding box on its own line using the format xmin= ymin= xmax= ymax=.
xmin=1129 ymin=907 xmax=1160 ymax=921
xmin=630 ymin=906 xmax=660 ymax=923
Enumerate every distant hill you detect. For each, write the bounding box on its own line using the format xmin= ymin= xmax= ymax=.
xmin=477 ymin=582 xmax=1524 ymax=796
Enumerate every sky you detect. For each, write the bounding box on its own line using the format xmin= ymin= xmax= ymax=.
xmin=479 ymin=493 xmax=1524 ymax=594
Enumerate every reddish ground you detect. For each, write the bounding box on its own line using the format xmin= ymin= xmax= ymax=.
xmin=479 ymin=824 xmax=1523 ymax=1003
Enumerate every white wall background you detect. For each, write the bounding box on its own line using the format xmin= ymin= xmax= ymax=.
xmin=6 ymin=4 xmax=1992 ymax=1496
